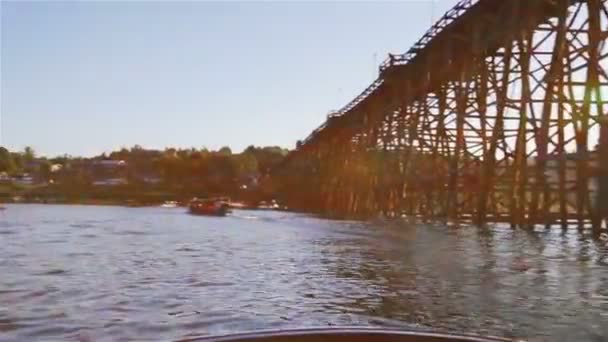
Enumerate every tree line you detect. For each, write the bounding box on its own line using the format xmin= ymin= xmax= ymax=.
xmin=0 ymin=145 xmax=289 ymax=204
xmin=0 ymin=146 xmax=40 ymax=175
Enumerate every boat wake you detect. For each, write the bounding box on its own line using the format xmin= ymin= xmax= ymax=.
xmin=229 ymin=213 xmax=260 ymax=220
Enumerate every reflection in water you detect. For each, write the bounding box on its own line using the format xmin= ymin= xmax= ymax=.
xmin=0 ymin=204 xmax=607 ymax=341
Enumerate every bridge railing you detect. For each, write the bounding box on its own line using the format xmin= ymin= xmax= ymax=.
xmin=379 ymin=0 xmax=480 ymax=72
xmin=335 ymin=78 xmax=384 ymax=117
xmin=297 ymin=0 xmax=482 ymax=149
xmin=300 ymin=77 xmax=384 ymax=145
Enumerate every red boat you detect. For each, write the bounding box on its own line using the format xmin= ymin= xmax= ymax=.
xmin=188 ymin=198 xmax=230 ymax=216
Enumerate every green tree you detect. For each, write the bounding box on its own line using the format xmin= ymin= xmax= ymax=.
xmin=160 ymin=153 xmax=181 ymax=185
xmin=38 ymin=160 xmax=52 ymax=182
xmin=206 ymin=154 xmax=236 ymax=185
xmin=235 ymin=152 xmax=259 ymax=176
xmin=0 ymin=147 xmax=16 ymax=173
xmin=23 ymin=146 xmax=35 ymax=162
xmin=131 ymin=144 xmax=143 ymax=152
xmin=109 ymin=147 xmax=130 ymax=160
xmin=11 ymin=153 xmax=24 ymax=173
xmin=253 ymin=147 xmax=288 ymax=174
xmin=218 ymin=146 xmax=232 ymax=156
xmin=244 ymin=145 xmax=257 ymax=154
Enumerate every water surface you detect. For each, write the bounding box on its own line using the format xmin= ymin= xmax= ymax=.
xmin=1 ymin=204 xmax=607 ymax=341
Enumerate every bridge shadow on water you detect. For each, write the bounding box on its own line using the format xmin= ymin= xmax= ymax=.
xmin=307 ymin=217 xmax=608 ymax=341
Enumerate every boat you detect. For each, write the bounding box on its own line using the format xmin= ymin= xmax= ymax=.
xmin=188 ymin=197 xmax=230 ymax=216
xmin=161 ymin=200 xmax=178 ymax=208
xmin=180 ymin=328 xmax=509 ymax=342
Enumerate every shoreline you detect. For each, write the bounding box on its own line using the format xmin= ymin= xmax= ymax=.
xmin=0 ymin=199 xmax=287 ymax=211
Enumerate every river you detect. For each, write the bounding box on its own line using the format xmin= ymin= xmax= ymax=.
xmin=0 ymin=204 xmax=607 ymax=341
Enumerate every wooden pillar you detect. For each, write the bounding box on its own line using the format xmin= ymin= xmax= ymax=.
xmin=585 ymin=0 xmax=602 ymax=232
xmin=598 ymin=117 xmax=608 ymax=229
xmin=447 ymin=76 xmax=468 ymax=221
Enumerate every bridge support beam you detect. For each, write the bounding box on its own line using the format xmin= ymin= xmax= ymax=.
xmin=278 ymin=0 xmax=608 ymax=230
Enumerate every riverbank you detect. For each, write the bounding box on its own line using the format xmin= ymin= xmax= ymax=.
xmin=0 ymin=182 xmax=279 ymax=209
xmin=1 ymin=195 xmax=177 ymax=208
xmin=0 ymin=196 xmax=284 ymax=211
xmin=1 ymin=198 xmax=166 ymax=208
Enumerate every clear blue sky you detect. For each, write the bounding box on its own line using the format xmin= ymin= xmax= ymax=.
xmin=1 ymin=1 xmax=458 ymax=157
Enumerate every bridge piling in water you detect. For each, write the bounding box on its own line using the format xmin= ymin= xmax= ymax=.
xmin=276 ymin=0 xmax=608 ymax=230
xmin=598 ymin=117 xmax=608 ymax=230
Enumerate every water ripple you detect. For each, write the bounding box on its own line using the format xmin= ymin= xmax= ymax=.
xmin=0 ymin=204 xmax=607 ymax=341
xmin=35 ymin=269 xmax=68 ymax=276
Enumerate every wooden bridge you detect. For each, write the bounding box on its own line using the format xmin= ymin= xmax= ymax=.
xmin=276 ymin=0 xmax=608 ymax=231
